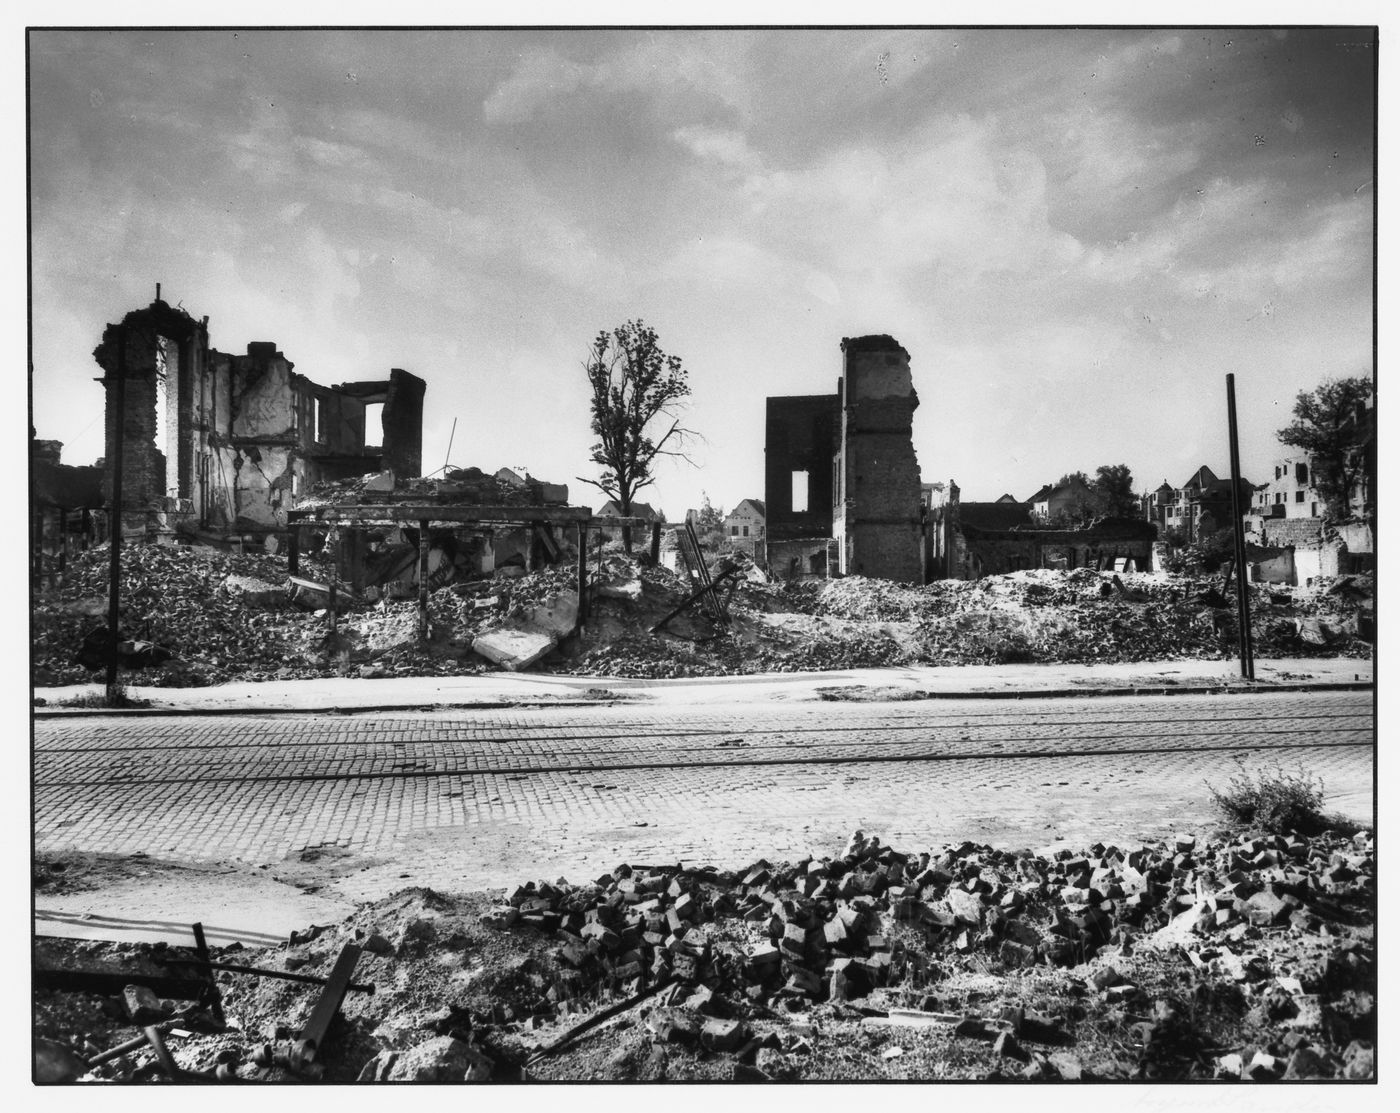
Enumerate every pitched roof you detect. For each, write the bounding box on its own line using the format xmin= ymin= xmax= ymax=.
xmin=1025 ymin=484 xmax=1054 ymax=504
xmin=1201 ymin=476 xmax=1253 ymax=497
xmin=728 ymin=498 xmax=766 ymax=518
xmin=1181 ymin=464 xmax=1218 ymax=490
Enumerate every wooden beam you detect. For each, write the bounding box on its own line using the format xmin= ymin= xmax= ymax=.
xmin=303 ymin=504 xmax=592 ymax=525
xmin=417 ymin=520 xmax=430 ymax=639
xmin=576 ymin=525 xmax=589 ymax=624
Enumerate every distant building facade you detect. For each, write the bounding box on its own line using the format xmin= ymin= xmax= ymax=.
xmin=722 ymin=498 xmax=766 ymax=558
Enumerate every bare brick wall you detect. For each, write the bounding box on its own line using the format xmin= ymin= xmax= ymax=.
xmin=838 ymin=336 xmax=923 ymax=582
xmin=765 ymin=395 xmax=838 ymax=542
xmin=1262 ymin=517 xmax=1325 ymax=547
xmin=94 ymin=301 xmax=203 ymax=511
xmin=98 ymin=332 xmax=165 ymax=508
xmin=383 ymin=368 xmax=426 ymax=477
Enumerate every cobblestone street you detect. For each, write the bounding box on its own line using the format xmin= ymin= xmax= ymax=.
xmin=34 ymin=691 xmax=1373 ymax=899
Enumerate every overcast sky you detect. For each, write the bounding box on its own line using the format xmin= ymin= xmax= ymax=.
xmin=28 ymin=26 xmax=1375 ymax=517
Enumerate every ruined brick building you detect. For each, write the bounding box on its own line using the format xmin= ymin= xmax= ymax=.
xmin=928 ymin=483 xmax=1156 ymax=579
xmin=765 ymin=335 xmax=924 ymax=582
xmin=93 ymin=293 xmax=425 ymax=542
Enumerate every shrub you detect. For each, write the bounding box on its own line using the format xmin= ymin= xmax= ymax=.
xmin=1206 ymin=759 xmax=1344 ymax=835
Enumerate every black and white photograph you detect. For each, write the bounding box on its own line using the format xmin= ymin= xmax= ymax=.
xmin=27 ymin=12 xmax=1380 ymax=1090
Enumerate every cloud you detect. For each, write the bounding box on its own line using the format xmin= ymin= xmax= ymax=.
xmin=1179 ymin=195 xmax=1371 ymax=303
xmin=481 ymin=34 xmax=754 ymax=126
xmin=482 ymin=47 xmax=589 ymax=124
xmin=1043 ymin=105 xmax=1204 ymax=228
xmin=671 ymin=126 xmax=759 ymax=170
xmin=735 ymin=115 xmax=1085 ymax=283
xmin=292 ymin=135 xmax=371 ymax=170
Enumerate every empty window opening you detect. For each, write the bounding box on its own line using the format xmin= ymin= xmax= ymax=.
xmin=791 ymin=470 xmax=809 ymax=513
xmin=155 ymin=336 xmax=181 ymax=497
xmin=363 ymin=401 xmax=384 ymax=448
xmin=314 ymin=397 xmax=326 ymax=442
xmin=1295 ymin=490 xmax=1305 ymax=503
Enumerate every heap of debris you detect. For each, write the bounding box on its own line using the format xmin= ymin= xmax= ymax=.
xmin=35 ymin=827 xmax=1375 ymax=1082
xmin=30 ymin=547 xmax=1372 ymax=688
xmin=298 ymin=467 xmax=569 ymax=511
xmin=30 ymin=544 xmax=331 ymax=687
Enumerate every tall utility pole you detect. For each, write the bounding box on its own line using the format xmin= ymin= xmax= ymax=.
xmin=105 ymin=325 xmax=127 ymax=701
xmin=1226 ymin=373 xmax=1254 ymax=680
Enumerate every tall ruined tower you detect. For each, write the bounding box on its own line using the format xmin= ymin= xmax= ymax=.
xmin=833 ymin=334 xmax=923 ymax=582
xmin=93 ymin=298 xmax=209 ymax=537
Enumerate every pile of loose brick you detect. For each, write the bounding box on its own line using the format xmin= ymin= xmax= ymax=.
xmin=482 ymin=827 xmax=1374 ymax=1079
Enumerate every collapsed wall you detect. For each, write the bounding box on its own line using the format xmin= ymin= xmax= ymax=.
xmin=92 ymin=294 xmax=425 ymax=542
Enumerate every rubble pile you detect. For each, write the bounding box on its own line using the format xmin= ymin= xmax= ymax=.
xmin=31 ymin=546 xmax=1371 ymax=687
xmin=34 ymin=826 xmax=1374 ymax=1082
xmin=300 ymin=467 xmax=566 ymax=510
xmin=30 ymin=545 xmax=327 ymax=687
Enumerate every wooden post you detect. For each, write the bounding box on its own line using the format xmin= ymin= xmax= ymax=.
xmin=576 ymin=525 xmax=589 ymax=624
xmin=106 ymin=325 xmax=127 ymax=701
xmin=350 ymin=528 xmax=364 ymax=595
xmin=418 ymin=520 xmax=430 ymax=639
xmin=1226 ymin=373 xmax=1254 ymax=680
xmin=327 ymin=578 xmax=338 ymax=634
xmin=287 ymin=518 xmax=300 ymax=576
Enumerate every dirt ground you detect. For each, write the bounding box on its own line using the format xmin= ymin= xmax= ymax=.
xmin=34 ymin=822 xmax=1375 ymax=1084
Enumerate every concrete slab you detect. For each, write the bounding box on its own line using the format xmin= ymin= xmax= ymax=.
xmin=471 ymin=628 xmax=557 ymax=671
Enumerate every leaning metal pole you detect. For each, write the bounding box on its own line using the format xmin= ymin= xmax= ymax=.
xmin=1226 ymin=373 xmax=1254 ymax=680
xmin=105 ymin=325 xmax=127 ymax=700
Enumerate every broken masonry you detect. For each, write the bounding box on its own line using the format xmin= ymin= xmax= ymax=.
xmin=766 ymin=335 xmax=924 ymax=584
xmin=93 ymin=290 xmax=426 ymax=546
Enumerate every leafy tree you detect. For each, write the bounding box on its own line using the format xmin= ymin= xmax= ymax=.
xmin=1091 ymin=463 xmax=1137 ymax=518
xmin=1276 ymin=376 xmax=1374 ymax=522
xmin=693 ymin=493 xmax=727 ymax=551
xmin=578 ymin=320 xmax=694 ymax=551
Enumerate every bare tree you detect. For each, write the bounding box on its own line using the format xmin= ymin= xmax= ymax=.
xmin=578 ymin=320 xmax=694 ymax=552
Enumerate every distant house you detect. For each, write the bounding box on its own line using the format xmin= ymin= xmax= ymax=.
xmin=722 ymin=498 xmax=766 ymax=557
xmin=1140 ymin=465 xmax=1254 ymax=543
xmin=1028 ymin=476 xmax=1092 ymax=524
xmin=1242 ymin=397 xmax=1375 ymax=576
xmin=595 ymin=499 xmax=662 ymax=542
xmin=927 ymin=480 xmax=1153 ymax=580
